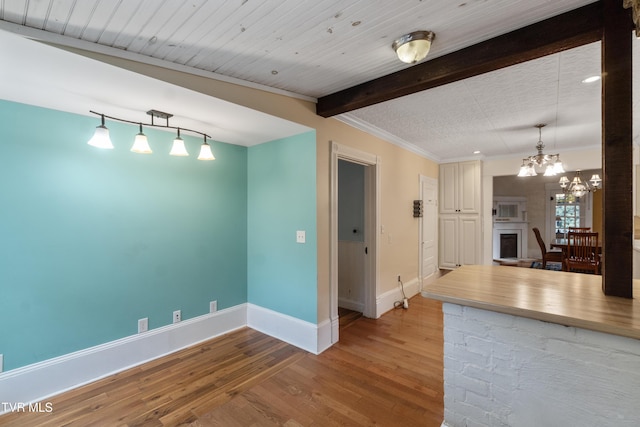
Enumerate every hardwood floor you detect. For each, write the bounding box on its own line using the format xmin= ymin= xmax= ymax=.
xmin=0 ymin=296 xmax=443 ymax=426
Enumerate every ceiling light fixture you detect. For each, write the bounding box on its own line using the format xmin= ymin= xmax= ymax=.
xmin=87 ymin=110 xmax=215 ymax=161
xmin=392 ymin=30 xmax=435 ymax=64
xmin=517 ymin=124 xmax=564 ymax=177
xmin=559 ymin=170 xmax=602 ymax=198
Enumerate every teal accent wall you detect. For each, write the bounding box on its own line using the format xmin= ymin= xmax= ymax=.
xmin=338 ymin=160 xmax=365 ymax=242
xmin=0 ymin=100 xmax=248 ymax=371
xmin=247 ymin=132 xmax=317 ymax=323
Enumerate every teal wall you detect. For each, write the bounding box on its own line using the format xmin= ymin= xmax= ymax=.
xmin=338 ymin=160 xmax=365 ymax=242
xmin=247 ymin=132 xmax=317 ymax=323
xmin=0 ymin=100 xmax=248 ymax=371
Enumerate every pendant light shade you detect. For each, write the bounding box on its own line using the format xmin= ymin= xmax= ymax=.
xmin=392 ymin=31 xmax=435 ymax=64
xmin=197 ymin=136 xmax=215 ymax=161
xmin=130 ymin=124 xmax=152 ymax=154
xmin=87 ymin=114 xmax=114 ymax=149
xmin=170 ymin=129 xmax=189 ymax=156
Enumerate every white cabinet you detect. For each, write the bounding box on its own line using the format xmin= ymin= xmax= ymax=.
xmin=439 ymin=160 xmax=482 ymax=269
xmin=440 ymin=161 xmax=481 ymax=214
xmin=439 ymin=216 xmax=481 ymax=269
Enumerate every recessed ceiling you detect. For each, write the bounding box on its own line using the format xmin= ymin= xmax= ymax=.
xmin=1 ymin=0 xmax=636 ymax=162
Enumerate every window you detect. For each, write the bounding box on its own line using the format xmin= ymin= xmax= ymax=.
xmin=554 ymin=193 xmax=584 ymax=238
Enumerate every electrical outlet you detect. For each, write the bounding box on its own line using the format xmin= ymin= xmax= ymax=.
xmin=173 ymin=310 xmax=181 ymax=323
xmin=296 ymin=230 xmax=306 ymax=243
xmin=210 ymin=300 xmax=218 ymax=313
xmin=0 ymin=354 xmax=3 ymax=373
xmin=138 ymin=318 xmax=148 ymax=333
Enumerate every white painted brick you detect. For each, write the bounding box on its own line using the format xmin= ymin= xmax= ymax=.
xmin=443 ymin=327 xmax=465 ymax=345
xmin=445 ymin=314 xmax=491 ymax=338
xmin=444 ymin=355 xmax=463 ymax=373
xmin=455 ymin=401 xmax=489 ymax=425
xmin=443 ymin=302 xmax=463 ymax=316
xmin=444 ymin=408 xmax=466 ymax=427
xmin=490 ymin=324 xmax=546 ymax=349
xmin=443 ymin=303 xmax=640 ymax=427
xmin=489 ymin=341 xmax=512 ymax=360
xmin=463 ymin=306 xmax=513 ymax=326
xmin=575 ymin=326 xmax=640 ymax=351
xmin=464 ymin=336 xmax=493 ymax=357
xmin=514 ymin=315 xmax=577 ymax=341
xmin=452 ymin=373 xmax=489 ymax=397
xmin=449 ymin=344 xmax=490 ymax=368
xmin=490 ymin=384 xmax=513 ymax=407
xmin=464 ymin=390 xmax=493 ymax=413
xmin=462 ymin=363 xmax=494 ymax=384
xmin=489 ymin=368 xmax=514 ymax=391
xmin=487 ymin=412 xmax=511 ymax=427
xmin=465 ymin=418 xmax=489 ymax=427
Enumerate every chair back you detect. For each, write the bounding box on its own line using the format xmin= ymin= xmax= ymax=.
xmin=532 ymin=227 xmax=547 ymax=255
xmin=568 ymin=227 xmax=591 ymax=233
xmin=565 ymin=231 xmax=599 ymax=273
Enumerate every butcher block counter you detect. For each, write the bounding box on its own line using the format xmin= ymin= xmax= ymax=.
xmin=422 ymin=264 xmax=640 ymax=340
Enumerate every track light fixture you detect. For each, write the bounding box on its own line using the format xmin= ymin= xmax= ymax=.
xmin=87 ymin=109 xmax=215 ymax=161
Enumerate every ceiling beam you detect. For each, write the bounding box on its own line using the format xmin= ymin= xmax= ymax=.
xmin=316 ymin=1 xmax=604 ymax=117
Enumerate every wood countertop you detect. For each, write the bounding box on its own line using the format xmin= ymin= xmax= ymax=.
xmin=422 ymin=265 xmax=640 ymax=341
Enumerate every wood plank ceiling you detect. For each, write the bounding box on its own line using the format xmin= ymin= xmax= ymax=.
xmin=0 ymin=0 xmax=618 ymax=162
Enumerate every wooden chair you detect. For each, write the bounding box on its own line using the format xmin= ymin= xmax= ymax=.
xmin=563 ymin=231 xmax=600 ymax=274
xmin=532 ymin=227 xmax=563 ymax=269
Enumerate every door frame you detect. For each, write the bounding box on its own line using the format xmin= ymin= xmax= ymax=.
xmin=418 ymin=175 xmax=438 ymax=290
xmin=330 ymin=142 xmax=380 ymax=345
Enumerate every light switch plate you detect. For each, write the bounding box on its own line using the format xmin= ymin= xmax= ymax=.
xmin=296 ymin=230 xmax=306 ymax=243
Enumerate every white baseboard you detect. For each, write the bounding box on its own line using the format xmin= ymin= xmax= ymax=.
xmin=0 ymin=304 xmax=247 ymax=413
xmin=337 ymin=297 xmax=364 ymax=313
xmin=375 ymin=277 xmax=420 ymax=317
xmin=247 ymin=303 xmax=330 ymax=355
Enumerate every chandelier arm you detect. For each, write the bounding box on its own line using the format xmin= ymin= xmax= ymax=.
xmin=89 ymin=110 xmax=211 ymax=139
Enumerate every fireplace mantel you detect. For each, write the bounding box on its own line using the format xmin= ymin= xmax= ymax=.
xmin=493 ymin=221 xmax=528 ymax=260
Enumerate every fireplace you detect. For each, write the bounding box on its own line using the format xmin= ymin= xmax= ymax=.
xmin=492 ymin=197 xmax=528 ymax=261
xmin=493 ymin=222 xmax=528 ymax=260
xmin=500 ymin=233 xmax=518 ymax=258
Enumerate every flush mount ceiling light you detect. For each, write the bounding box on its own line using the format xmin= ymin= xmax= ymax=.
xmin=392 ymin=30 xmax=435 ymax=64
xmin=517 ymin=124 xmax=564 ymax=177
xmin=87 ymin=109 xmax=215 ymax=161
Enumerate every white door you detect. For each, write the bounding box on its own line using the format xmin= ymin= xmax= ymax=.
xmin=420 ymin=176 xmax=438 ymax=286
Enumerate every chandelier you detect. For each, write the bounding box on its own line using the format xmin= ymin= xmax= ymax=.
xmin=517 ymin=124 xmax=564 ymax=177
xmin=559 ymin=170 xmax=602 ymax=198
